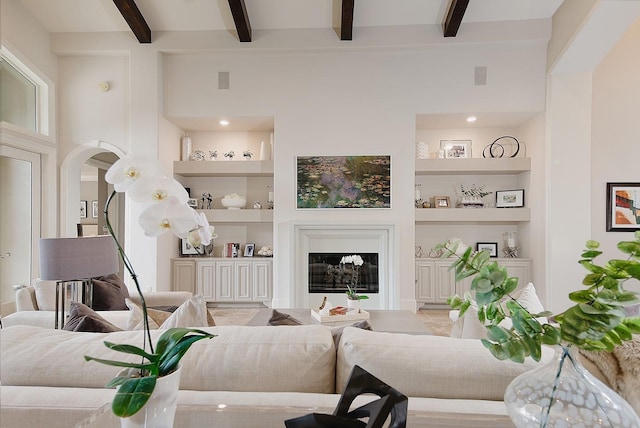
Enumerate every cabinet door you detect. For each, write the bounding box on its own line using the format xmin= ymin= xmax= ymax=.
xmin=415 ymin=261 xmax=435 ymax=303
xmin=253 ymin=260 xmax=272 ymax=302
xmin=196 ymin=260 xmax=215 ymax=299
xmin=434 ymin=261 xmax=457 ymax=304
xmin=234 ymin=261 xmax=253 ymax=301
xmin=171 ymin=260 xmax=195 ymax=293
xmin=215 ymin=261 xmax=234 ymax=301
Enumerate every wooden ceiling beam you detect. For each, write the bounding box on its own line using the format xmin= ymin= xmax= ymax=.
xmin=339 ymin=0 xmax=355 ymax=41
xmin=112 ymin=0 xmax=151 ymax=43
xmin=228 ymin=0 xmax=252 ymax=42
xmin=443 ymin=0 xmax=469 ymax=38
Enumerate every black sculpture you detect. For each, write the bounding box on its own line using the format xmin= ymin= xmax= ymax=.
xmin=284 ymin=365 xmax=408 ymax=428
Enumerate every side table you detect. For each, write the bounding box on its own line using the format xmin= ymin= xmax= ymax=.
xmin=55 ymin=280 xmax=93 ymax=329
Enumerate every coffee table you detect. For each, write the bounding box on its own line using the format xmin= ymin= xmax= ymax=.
xmin=247 ymin=308 xmax=432 ymax=334
xmin=76 ymin=403 xmax=514 ymax=427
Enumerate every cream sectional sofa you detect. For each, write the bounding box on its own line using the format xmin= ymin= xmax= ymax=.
xmin=2 ymin=282 xmax=192 ymax=330
xmin=0 ymin=323 xmax=554 ymax=427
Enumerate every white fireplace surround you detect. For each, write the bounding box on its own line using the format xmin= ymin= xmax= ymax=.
xmin=293 ymin=224 xmax=394 ymax=309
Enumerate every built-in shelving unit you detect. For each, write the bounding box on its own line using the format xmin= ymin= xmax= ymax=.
xmin=415 ymin=207 xmax=530 ymax=223
xmin=200 ymin=209 xmax=273 ymax=223
xmin=415 ymin=157 xmax=531 ymax=175
xmin=173 ymin=160 xmax=273 ymax=177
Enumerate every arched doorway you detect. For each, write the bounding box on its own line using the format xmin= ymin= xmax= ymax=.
xmin=60 ymin=141 xmax=126 ymax=277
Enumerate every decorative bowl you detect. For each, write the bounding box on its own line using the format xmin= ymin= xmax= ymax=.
xmin=221 ymin=196 xmax=246 ymax=210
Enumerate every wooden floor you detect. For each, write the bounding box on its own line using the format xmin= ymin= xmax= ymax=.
xmin=209 ymin=307 xmax=453 ymax=337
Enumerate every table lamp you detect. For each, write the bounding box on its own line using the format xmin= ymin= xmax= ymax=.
xmin=39 ymin=235 xmax=119 ymax=328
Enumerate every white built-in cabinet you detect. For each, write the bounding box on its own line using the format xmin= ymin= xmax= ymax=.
xmin=416 ymin=258 xmax=532 ymax=306
xmin=171 ymin=258 xmax=272 ymax=304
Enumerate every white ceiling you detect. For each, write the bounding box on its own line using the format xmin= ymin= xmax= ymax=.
xmin=19 ymin=0 xmax=564 ymax=35
xmin=15 ymin=0 xmax=565 ymax=132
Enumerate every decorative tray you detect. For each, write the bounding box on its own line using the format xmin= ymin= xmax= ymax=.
xmin=311 ymin=309 xmax=370 ymax=323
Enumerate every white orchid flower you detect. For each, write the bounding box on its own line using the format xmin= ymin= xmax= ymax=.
xmin=138 ymin=196 xmax=197 ymax=238
xmin=189 ymin=211 xmax=213 ymax=246
xmin=128 ymin=175 xmax=189 ymax=205
xmin=105 ymin=154 xmax=164 ymax=193
xmin=353 ymin=255 xmax=364 ymax=266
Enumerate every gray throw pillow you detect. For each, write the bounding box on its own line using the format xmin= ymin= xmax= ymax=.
xmin=63 ymin=301 xmax=122 ymax=333
xmin=91 ymin=274 xmax=130 ymax=311
xmin=268 ymin=309 xmax=303 ymax=326
xmin=331 ymin=320 xmax=373 ymax=347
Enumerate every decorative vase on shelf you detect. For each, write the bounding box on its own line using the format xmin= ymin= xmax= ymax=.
xmin=504 ymin=345 xmax=639 ymax=428
xmin=180 ymin=134 xmax=191 ymax=161
xmin=119 ymin=365 xmax=182 ymax=428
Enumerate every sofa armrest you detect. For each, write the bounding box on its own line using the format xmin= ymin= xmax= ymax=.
xmin=129 ymin=291 xmax=193 ymax=308
xmin=15 ymin=287 xmax=38 ymax=311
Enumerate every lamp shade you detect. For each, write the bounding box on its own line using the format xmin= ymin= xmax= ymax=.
xmin=39 ymin=236 xmax=119 ymax=281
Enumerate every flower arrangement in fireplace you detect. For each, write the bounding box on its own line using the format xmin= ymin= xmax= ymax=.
xmin=340 ymin=254 xmax=369 ymax=300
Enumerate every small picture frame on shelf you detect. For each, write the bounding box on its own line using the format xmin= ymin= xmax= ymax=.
xmin=440 ymin=140 xmax=471 ymax=159
xmin=244 ymin=243 xmax=255 ymax=257
xmin=80 ymin=200 xmax=87 ymax=218
xmin=496 ymin=189 xmax=525 ymax=208
xmin=476 ymin=242 xmax=498 ymax=257
xmin=433 ymin=196 xmax=451 ymax=208
xmin=187 ymin=198 xmax=198 ymax=208
xmin=180 ymin=239 xmax=203 ymax=256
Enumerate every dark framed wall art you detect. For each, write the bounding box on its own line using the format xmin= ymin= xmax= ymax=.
xmin=296 ymin=155 xmax=391 ymax=209
xmin=606 ymin=182 xmax=640 ymax=232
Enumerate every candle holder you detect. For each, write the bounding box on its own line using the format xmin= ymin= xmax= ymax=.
xmin=415 ymin=184 xmax=423 ymax=208
xmin=502 ymin=231 xmax=518 ymax=258
xmin=267 ymin=185 xmax=274 ymax=210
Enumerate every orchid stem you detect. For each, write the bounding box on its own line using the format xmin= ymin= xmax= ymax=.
xmin=104 ymin=190 xmax=154 ymax=355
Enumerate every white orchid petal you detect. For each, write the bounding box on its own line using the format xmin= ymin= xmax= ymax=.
xmin=106 ymin=154 xmax=164 ymax=193
xmin=128 ymin=176 xmax=188 ymax=205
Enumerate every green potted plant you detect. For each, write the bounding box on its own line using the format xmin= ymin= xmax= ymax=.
xmin=84 ymin=154 xmax=216 ymax=424
xmin=438 ymin=233 xmax=640 ymax=427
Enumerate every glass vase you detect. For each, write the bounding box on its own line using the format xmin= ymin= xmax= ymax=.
xmin=504 ymin=345 xmax=639 ymax=428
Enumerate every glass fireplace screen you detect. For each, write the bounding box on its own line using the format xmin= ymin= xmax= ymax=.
xmin=308 ymin=253 xmax=379 ymax=294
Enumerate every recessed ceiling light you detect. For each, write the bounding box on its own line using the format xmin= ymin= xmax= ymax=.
xmin=219 ymin=120 xmax=230 ymax=126
xmin=466 ymin=116 xmax=477 ymax=123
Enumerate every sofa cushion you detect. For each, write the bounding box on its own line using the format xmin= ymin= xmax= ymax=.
xmin=1 ymin=324 xmax=336 ymax=394
xmin=336 ymin=327 xmax=553 ymax=400
xmin=62 ymin=302 xmax=122 ymax=333
xmin=91 ymin=274 xmax=130 ymax=311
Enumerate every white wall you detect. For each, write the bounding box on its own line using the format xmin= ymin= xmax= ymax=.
xmin=46 ymin=23 xmax=551 ymax=302
xmin=591 ymin=18 xmax=640 ymax=292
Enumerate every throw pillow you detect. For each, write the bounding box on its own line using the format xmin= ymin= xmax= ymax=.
xmin=451 ymin=282 xmax=546 ymax=339
xmin=268 ymin=309 xmax=303 ymax=326
xmin=33 ymin=279 xmax=57 ymax=311
xmin=331 ymin=320 xmax=373 ymax=347
xmin=159 ymin=294 xmax=210 ymax=329
xmin=63 ymin=301 xmax=122 ymax=333
xmin=126 ymin=296 xmax=214 ymax=330
xmin=91 ymin=274 xmax=130 ymax=311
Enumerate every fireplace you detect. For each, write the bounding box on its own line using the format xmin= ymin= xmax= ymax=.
xmin=308 ymin=253 xmax=379 ymax=294
xmin=293 ymin=223 xmax=394 ymax=309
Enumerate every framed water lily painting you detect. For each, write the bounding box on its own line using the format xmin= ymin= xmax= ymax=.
xmin=296 ymin=155 xmax=391 ymax=209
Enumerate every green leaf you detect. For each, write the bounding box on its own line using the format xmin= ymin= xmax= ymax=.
xmin=158 ymin=334 xmax=213 ymax=376
xmin=103 ymin=342 xmax=157 ymax=361
xmin=84 ymin=355 xmax=155 ymax=371
xmin=112 ymin=376 xmax=156 ymax=418
xmin=568 ymin=290 xmax=594 ymax=303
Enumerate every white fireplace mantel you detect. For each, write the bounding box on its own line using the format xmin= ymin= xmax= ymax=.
xmin=292 ymin=223 xmax=395 ymax=310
